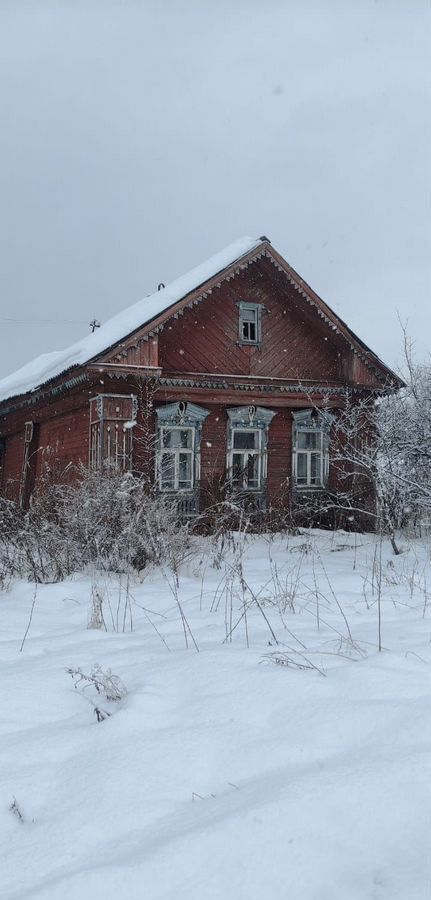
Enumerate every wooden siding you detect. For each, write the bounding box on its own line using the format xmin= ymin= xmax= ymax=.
xmin=266 ymin=409 xmax=292 ymax=504
xmin=104 ymin=335 xmax=159 ymax=368
xmin=158 ymin=260 xmax=342 ymax=381
xmin=199 ymin=405 xmax=229 ymax=502
xmin=35 ymin=407 xmax=90 ymax=481
xmin=0 ymin=386 xmax=94 ymax=502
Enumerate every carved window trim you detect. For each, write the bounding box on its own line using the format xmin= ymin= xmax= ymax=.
xmin=0 ymin=437 xmax=4 ymax=488
xmin=155 ymin=401 xmax=209 ymax=494
xmin=226 ymin=405 xmax=275 ymax=493
xmin=19 ymin=421 xmax=37 ymax=507
xmin=89 ymin=394 xmax=137 ymax=471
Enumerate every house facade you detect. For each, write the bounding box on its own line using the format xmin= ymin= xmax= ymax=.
xmin=0 ymin=237 xmax=401 ymax=518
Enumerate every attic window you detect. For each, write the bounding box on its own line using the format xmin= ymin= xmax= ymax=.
xmin=238 ymin=302 xmax=262 ymax=345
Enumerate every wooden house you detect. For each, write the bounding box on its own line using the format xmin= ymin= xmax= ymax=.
xmin=0 ymin=237 xmax=402 ymax=518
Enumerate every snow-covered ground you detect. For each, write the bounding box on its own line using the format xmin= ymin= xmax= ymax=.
xmin=1 ymin=530 xmax=430 ymax=900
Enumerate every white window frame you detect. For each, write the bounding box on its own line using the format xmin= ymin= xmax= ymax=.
xmin=155 ymin=401 xmax=210 ymax=497
xmin=229 ymin=427 xmax=262 ymax=490
xmin=292 ymin=411 xmax=330 ymax=490
xmin=226 ymin=406 xmax=276 ymax=497
xmin=238 ymin=302 xmax=263 ymax=346
xmin=294 ymin=430 xmax=325 ymax=487
xmin=159 ymin=425 xmax=195 ymax=492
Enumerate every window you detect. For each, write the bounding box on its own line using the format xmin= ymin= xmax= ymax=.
xmin=0 ymin=438 xmax=4 ymax=488
xmin=89 ymin=394 xmax=137 ymax=471
xmin=18 ymin=421 xmax=42 ymax=508
xmin=295 ymin=429 xmax=325 ymax=486
xmin=292 ymin=410 xmax=331 ymax=489
xmin=231 ymin=428 xmax=261 ymax=489
xmin=160 ymin=427 xmax=194 ymax=491
xmin=238 ymin=302 xmax=263 ymax=345
xmin=155 ymin=402 xmax=209 ymax=496
xmin=241 ymin=306 xmax=258 ymax=342
xmin=227 ymin=406 xmax=275 ymax=497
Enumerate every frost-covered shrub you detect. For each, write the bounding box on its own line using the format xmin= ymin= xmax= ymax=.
xmin=61 ymin=465 xmax=192 ymax=574
xmin=0 ymin=465 xmax=191 ymax=582
xmin=0 ymin=492 xmax=70 ymax=583
xmin=376 ymin=361 xmax=431 ymax=531
xmin=66 ymin=664 xmax=127 ymax=721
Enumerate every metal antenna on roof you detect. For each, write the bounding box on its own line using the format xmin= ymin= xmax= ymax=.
xmin=158 ymin=283 xmax=165 ymax=291
xmin=89 ymin=319 xmax=101 ymax=333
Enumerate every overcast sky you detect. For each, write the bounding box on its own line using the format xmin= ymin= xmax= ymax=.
xmin=0 ymin=0 xmax=429 ymax=381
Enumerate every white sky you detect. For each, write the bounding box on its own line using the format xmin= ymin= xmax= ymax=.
xmin=0 ymin=0 xmax=429 ymax=380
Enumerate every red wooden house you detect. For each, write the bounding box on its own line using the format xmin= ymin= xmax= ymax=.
xmin=0 ymin=237 xmax=401 ymax=517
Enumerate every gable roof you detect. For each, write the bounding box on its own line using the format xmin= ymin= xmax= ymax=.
xmin=0 ymin=236 xmax=402 ymax=405
xmin=0 ymin=237 xmax=261 ymax=404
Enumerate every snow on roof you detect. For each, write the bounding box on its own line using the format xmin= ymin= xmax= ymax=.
xmin=0 ymin=236 xmax=262 ymax=405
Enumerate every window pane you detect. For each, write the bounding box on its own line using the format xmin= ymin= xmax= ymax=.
xmin=310 ymin=453 xmax=322 ymax=485
xmin=241 ymin=307 xmax=258 ymax=343
xmin=162 ymin=429 xmax=173 ymax=448
xmin=297 ymin=430 xmax=320 ymax=450
xmin=247 ymin=454 xmax=259 ymax=488
xmin=296 ymin=452 xmax=308 ymax=483
xmin=179 ymin=429 xmax=192 ymax=448
xmin=233 ymin=430 xmax=259 ymax=450
xmin=162 ymin=428 xmax=192 ymax=449
xmin=161 ymin=452 xmax=175 ymax=488
xmin=232 ymin=453 xmax=244 ymax=482
xmin=178 ymin=452 xmax=192 ymax=488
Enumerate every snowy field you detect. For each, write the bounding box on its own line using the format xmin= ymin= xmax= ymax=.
xmin=1 ymin=529 xmax=430 ymax=900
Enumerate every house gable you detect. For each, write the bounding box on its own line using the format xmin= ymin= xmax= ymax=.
xmin=96 ymin=243 xmax=400 ymax=391
xmin=0 ymin=236 xmax=402 ymax=413
xmin=157 ymin=259 xmax=342 ymax=382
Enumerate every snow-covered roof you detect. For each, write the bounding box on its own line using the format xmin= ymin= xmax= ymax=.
xmin=0 ymin=236 xmax=262 ymax=404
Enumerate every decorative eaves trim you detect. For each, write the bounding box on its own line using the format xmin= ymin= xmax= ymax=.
xmin=0 ymin=373 xmax=90 ymax=417
xmin=262 ymin=250 xmax=394 ymax=384
xmin=157 ymin=376 xmax=382 ymax=396
xmin=114 ymin=248 xmax=269 ymax=344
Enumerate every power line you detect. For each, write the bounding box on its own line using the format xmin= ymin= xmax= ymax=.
xmin=0 ymin=317 xmax=91 ymax=325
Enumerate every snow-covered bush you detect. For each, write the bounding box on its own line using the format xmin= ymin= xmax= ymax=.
xmin=60 ymin=465 xmax=192 ymax=574
xmin=66 ymin=664 xmax=127 ymax=721
xmin=377 ymin=359 xmax=431 ymax=530
xmin=332 ymin=358 xmax=431 ymax=542
xmin=0 ymin=465 xmax=192 ymax=582
xmin=0 ymin=490 xmax=71 ymax=583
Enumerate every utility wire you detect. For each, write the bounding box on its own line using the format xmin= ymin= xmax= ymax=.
xmin=0 ymin=317 xmax=90 ymax=325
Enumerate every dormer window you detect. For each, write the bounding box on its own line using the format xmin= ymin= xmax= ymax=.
xmin=238 ymin=302 xmax=263 ymax=345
